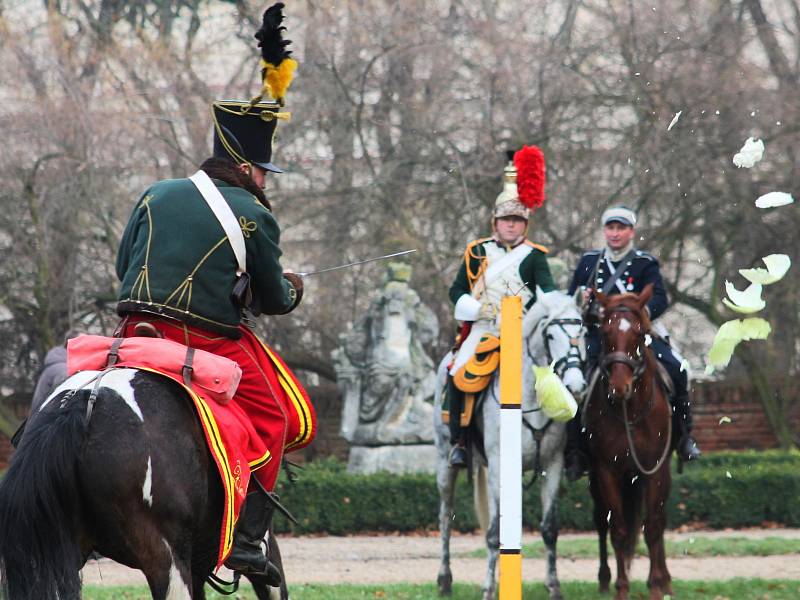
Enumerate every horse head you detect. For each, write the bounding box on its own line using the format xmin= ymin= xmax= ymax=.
xmin=523 ymin=287 xmax=587 ymax=396
xmin=595 ymin=283 xmax=654 ymax=401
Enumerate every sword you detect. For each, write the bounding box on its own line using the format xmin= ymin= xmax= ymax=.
xmin=296 ymin=249 xmax=417 ymax=278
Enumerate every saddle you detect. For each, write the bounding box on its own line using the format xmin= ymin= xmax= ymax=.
xmin=452 ymin=334 xmax=500 ymax=393
xmin=443 ymin=334 xmax=500 ymax=427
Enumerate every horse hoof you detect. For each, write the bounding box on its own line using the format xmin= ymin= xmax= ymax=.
xmin=437 ymin=573 xmax=452 ymax=596
xmin=548 ymin=586 xmax=563 ymax=600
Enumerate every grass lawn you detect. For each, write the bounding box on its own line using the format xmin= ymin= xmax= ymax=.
xmin=466 ymin=536 xmax=800 ymax=559
xmin=83 ymin=579 xmax=800 ymax=599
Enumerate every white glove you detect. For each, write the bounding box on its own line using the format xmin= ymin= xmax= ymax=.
xmin=478 ymin=303 xmax=498 ymax=320
xmin=454 ymin=294 xmax=481 ymax=321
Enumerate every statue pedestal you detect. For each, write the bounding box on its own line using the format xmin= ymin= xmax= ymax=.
xmin=346 ymin=444 xmax=437 ymax=475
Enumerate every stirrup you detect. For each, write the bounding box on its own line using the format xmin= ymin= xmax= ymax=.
xmin=679 ymin=435 xmax=701 ymax=460
xmin=449 ymin=445 xmax=467 ymax=468
xmin=565 ymin=450 xmax=589 ymax=482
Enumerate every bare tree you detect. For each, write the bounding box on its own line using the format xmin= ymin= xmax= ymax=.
xmin=0 ymin=0 xmax=796 ymax=445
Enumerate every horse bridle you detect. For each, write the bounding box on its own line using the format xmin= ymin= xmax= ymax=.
xmin=594 ymin=303 xmax=672 ymax=475
xmin=535 ymin=317 xmax=585 ymax=378
xmin=597 ymin=305 xmax=647 ymax=386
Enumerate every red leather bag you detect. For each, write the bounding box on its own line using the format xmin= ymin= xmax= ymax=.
xmin=67 ymin=334 xmax=242 ymax=405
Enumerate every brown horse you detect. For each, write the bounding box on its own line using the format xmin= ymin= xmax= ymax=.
xmin=584 ymin=284 xmax=673 ymax=600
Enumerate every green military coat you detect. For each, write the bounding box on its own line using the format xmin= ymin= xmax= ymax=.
xmin=448 ymin=237 xmax=556 ymax=310
xmin=116 ymin=177 xmax=297 ymax=338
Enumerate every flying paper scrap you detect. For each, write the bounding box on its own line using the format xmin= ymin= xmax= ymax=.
xmin=739 ymin=254 xmax=791 ymax=285
xmin=755 ymin=191 xmax=794 ymax=208
xmin=705 ymin=317 xmax=771 ymax=374
xmin=667 ymin=111 xmax=682 ymax=131
xmin=722 ymin=281 xmax=765 ymax=314
xmin=732 ymin=137 xmax=764 ymax=168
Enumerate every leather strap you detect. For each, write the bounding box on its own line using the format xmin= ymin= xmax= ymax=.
xmin=595 ymin=248 xmax=636 ymax=295
xmin=470 ymin=242 xmax=532 ymax=300
xmin=182 ymin=347 xmax=195 ymax=388
xmin=189 ymin=170 xmax=247 ymax=277
xmin=106 ymin=337 xmax=124 ymax=367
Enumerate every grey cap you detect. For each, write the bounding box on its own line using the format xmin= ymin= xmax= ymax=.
xmin=601 ymin=206 xmax=637 ymax=227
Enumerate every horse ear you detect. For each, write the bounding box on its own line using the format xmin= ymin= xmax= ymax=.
xmin=638 ymin=283 xmax=654 ymax=308
xmin=572 ymin=287 xmax=583 ymax=306
xmin=595 ymin=290 xmax=607 ymax=305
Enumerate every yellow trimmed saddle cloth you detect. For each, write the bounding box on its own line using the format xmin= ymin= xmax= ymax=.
xmin=442 ymin=334 xmax=500 ymax=427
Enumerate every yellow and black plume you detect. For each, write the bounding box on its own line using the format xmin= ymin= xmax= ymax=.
xmin=254 ymin=2 xmax=296 ymax=106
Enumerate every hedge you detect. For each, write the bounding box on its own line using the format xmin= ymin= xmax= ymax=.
xmin=273 ymin=452 xmax=800 ymax=534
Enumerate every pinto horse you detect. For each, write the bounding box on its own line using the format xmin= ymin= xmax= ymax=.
xmin=584 ymin=285 xmax=673 ymax=600
xmin=0 ymin=368 xmax=286 ymax=600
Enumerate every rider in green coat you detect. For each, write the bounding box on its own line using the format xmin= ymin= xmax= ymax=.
xmin=446 ymin=147 xmax=555 ymax=467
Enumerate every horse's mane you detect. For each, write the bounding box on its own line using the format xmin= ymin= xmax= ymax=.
xmin=522 ymin=289 xmax=579 ymax=338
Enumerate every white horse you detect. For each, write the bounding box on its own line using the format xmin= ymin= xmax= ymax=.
xmin=434 ymin=290 xmax=586 ymax=600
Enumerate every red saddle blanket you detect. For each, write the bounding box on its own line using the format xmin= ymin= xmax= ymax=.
xmin=67 ymin=334 xmax=259 ymax=566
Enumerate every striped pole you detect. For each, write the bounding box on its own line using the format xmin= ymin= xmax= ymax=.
xmin=498 ymin=295 xmax=523 ymax=600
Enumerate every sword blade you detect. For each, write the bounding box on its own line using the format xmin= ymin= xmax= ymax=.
xmin=297 ymin=249 xmax=417 ymax=277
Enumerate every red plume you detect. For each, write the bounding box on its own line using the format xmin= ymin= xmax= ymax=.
xmin=514 ymin=145 xmax=546 ymax=209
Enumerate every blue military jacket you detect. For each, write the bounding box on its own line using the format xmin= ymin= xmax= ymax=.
xmin=567 ymin=248 xmax=668 ymax=320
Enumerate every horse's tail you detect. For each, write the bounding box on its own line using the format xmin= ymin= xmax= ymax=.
xmin=0 ymin=393 xmax=89 ymax=599
xmin=620 ymin=474 xmax=643 ymax=565
xmin=473 ymin=463 xmax=490 ymax=532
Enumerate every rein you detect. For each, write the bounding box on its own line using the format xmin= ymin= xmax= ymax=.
xmin=621 ymin=388 xmax=672 ymax=476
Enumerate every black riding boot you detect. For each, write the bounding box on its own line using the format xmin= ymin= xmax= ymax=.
xmin=673 ymin=394 xmax=701 ymax=463
xmin=447 ymin=377 xmax=467 ymax=468
xmin=564 ymin=412 xmax=589 ymax=482
xmin=224 ymin=485 xmax=282 ymax=585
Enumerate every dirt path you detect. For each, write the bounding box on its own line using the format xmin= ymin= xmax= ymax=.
xmin=81 ymin=528 xmax=800 ymax=587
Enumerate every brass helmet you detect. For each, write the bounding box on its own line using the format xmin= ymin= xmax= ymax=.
xmin=493 ymin=146 xmax=546 ymax=220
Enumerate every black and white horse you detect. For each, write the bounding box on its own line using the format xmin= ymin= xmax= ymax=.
xmin=0 ymin=368 xmax=285 ymax=600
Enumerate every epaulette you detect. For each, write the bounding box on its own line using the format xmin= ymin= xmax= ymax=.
xmin=465 ymin=236 xmax=493 ymax=253
xmin=524 ymin=240 xmax=549 ymax=253
xmin=582 ymin=249 xmax=602 ymax=258
xmin=634 ymin=250 xmax=656 ymax=261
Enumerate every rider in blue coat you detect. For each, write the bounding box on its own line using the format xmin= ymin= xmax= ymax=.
xmin=564 ymin=205 xmax=701 ymax=481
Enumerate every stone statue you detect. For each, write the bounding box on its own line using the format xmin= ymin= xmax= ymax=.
xmin=332 ymin=262 xmax=439 ymax=473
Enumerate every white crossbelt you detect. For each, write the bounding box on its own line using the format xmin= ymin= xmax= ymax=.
xmin=451 ymin=243 xmax=532 ymax=375
xmin=188 ymin=170 xmax=247 ymax=276
xmin=482 ymin=243 xmax=532 ymax=289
